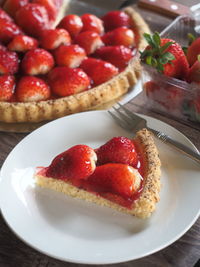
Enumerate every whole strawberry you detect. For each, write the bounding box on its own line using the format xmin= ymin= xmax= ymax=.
xmin=187 ymin=55 xmax=200 ymax=83
xmin=141 ymin=32 xmax=189 ymax=79
xmin=102 ymin=10 xmax=131 ymax=31
xmin=187 ymin=37 xmax=200 ymax=66
xmin=57 ymin=14 xmax=83 ymax=38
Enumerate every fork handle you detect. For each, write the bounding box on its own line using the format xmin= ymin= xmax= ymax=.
xmin=149 ymin=128 xmax=200 ymax=164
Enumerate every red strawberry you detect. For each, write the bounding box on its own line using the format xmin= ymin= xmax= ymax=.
xmin=95 ymin=45 xmax=133 ymax=70
xmin=144 ymin=81 xmax=160 ymax=99
xmin=187 ymin=37 xmax=200 ymax=66
xmin=16 ymin=3 xmax=50 ymax=37
xmin=16 ymin=76 xmax=50 ymax=102
xmin=0 ymin=74 xmax=15 ymax=101
xmin=0 ymin=48 xmax=19 ymax=74
xmin=40 ymin=28 xmax=71 ymax=50
xmin=32 ymin=0 xmax=59 ymax=23
xmin=0 ymin=7 xmax=13 ymax=22
xmin=141 ymin=32 xmax=189 ymax=79
xmin=187 ymin=56 xmax=200 ymax=83
xmin=0 ymin=17 xmax=23 ymax=44
xmin=85 ymin=163 xmax=141 ymax=199
xmin=21 ymin=48 xmax=54 ymax=75
xmin=75 ymin=31 xmax=104 ymax=55
xmin=80 ymin=58 xmax=118 ymax=86
xmin=102 ymin=10 xmax=131 ymax=31
xmin=102 ymin=27 xmax=135 ymax=48
xmin=57 ymin=14 xmax=83 ymax=38
xmin=46 ymin=145 xmax=97 ymax=181
xmin=7 ymin=35 xmax=38 ymax=52
xmin=96 ymin=136 xmax=138 ymax=167
xmin=54 ymin=44 xmax=86 ymax=68
xmin=48 ymin=66 xmax=90 ymax=97
xmin=3 ymin=0 xmax=28 ymax=18
xmin=81 ymin=14 xmax=104 ymax=34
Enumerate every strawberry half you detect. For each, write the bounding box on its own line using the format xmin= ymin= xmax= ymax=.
xmin=187 ymin=37 xmax=200 ymax=66
xmin=46 ymin=145 xmax=97 ymax=181
xmin=7 ymin=35 xmax=38 ymax=52
xmin=57 ymin=14 xmax=83 ymax=38
xmin=16 ymin=3 xmax=50 ymax=37
xmin=75 ymin=31 xmax=104 ymax=55
xmin=85 ymin=163 xmax=142 ymax=199
xmin=0 ymin=7 xmax=13 ymax=22
xmin=0 ymin=74 xmax=15 ymax=101
xmin=0 ymin=48 xmax=19 ymax=74
xmin=54 ymin=44 xmax=86 ymax=68
xmin=0 ymin=17 xmax=23 ymax=44
xmin=81 ymin=13 xmax=104 ymax=34
xmin=141 ymin=32 xmax=189 ymax=79
xmin=48 ymin=66 xmax=90 ymax=97
xmin=16 ymin=76 xmax=50 ymax=102
xmin=102 ymin=27 xmax=135 ymax=48
xmin=96 ymin=136 xmax=138 ymax=167
xmin=32 ymin=0 xmax=59 ymax=23
xmin=21 ymin=48 xmax=54 ymax=75
xmin=3 ymin=0 xmax=28 ymax=18
xmin=102 ymin=10 xmax=131 ymax=31
xmin=95 ymin=45 xmax=133 ymax=70
xmin=80 ymin=58 xmax=119 ymax=86
xmin=40 ymin=28 xmax=71 ymax=50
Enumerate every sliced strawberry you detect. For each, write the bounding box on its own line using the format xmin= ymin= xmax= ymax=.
xmin=46 ymin=145 xmax=97 ymax=181
xmin=16 ymin=76 xmax=50 ymax=102
xmin=187 ymin=57 xmax=200 ymax=83
xmin=48 ymin=66 xmax=90 ymax=97
xmin=85 ymin=163 xmax=141 ymax=199
xmin=57 ymin=14 xmax=83 ymax=38
xmin=0 ymin=74 xmax=15 ymax=101
xmin=80 ymin=58 xmax=118 ymax=86
xmin=22 ymin=48 xmax=54 ymax=75
xmin=81 ymin=13 xmax=104 ymax=34
xmin=102 ymin=27 xmax=135 ymax=48
xmin=95 ymin=45 xmax=133 ymax=70
xmin=96 ymin=136 xmax=138 ymax=167
xmin=7 ymin=35 xmax=38 ymax=52
xmin=0 ymin=17 xmax=23 ymax=44
xmin=0 ymin=7 xmax=13 ymax=22
xmin=16 ymin=3 xmax=50 ymax=37
xmin=0 ymin=48 xmax=19 ymax=74
xmin=102 ymin=10 xmax=131 ymax=31
xmin=187 ymin=37 xmax=200 ymax=66
xmin=32 ymin=0 xmax=59 ymax=23
xmin=75 ymin=31 xmax=104 ymax=55
xmin=3 ymin=0 xmax=28 ymax=18
xmin=54 ymin=44 xmax=86 ymax=68
xmin=40 ymin=28 xmax=71 ymax=50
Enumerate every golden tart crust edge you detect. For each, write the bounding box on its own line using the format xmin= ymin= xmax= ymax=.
xmin=35 ymin=129 xmax=161 ymax=219
xmin=0 ymin=7 xmax=150 ymax=123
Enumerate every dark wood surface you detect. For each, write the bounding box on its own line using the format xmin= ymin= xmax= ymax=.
xmin=0 ymin=1 xmax=200 ymax=267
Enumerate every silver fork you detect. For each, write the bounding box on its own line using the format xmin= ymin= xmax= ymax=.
xmin=108 ymin=103 xmax=200 ymax=164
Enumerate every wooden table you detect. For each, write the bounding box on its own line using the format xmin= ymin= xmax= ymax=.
xmin=0 ymin=1 xmax=200 ymax=267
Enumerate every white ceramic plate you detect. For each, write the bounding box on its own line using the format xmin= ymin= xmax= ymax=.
xmin=0 ymin=110 xmax=200 ymax=265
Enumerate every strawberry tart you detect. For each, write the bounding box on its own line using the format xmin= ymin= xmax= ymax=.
xmin=0 ymin=1 xmax=150 ymax=124
xmin=35 ymin=129 xmax=161 ymax=219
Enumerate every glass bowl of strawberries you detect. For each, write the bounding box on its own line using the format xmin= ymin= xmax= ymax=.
xmin=141 ymin=15 xmax=200 ymax=126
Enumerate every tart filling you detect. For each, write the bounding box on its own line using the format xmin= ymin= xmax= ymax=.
xmin=35 ymin=129 xmax=161 ymax=218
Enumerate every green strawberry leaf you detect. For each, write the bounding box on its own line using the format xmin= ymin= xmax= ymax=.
xmin=160 ymin=41 xmax=174 ymax=53
xmin=152 ymin=32 xmax=161 ymax=47
xmin=188 ymin=33 xmax=196 ymax=45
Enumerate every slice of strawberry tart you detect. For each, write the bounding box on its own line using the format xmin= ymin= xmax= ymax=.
xmin=35 ymin=129 xmax=161 ymax=218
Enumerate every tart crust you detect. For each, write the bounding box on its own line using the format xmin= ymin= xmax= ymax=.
xmin=35 ymin=129 xmax=161 ymax=219
xmin=0 ymin=7 xmax=150 ymax=123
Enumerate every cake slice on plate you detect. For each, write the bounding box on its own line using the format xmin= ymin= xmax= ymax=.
xmin=35 ymin=128 xmax=161 ymax=218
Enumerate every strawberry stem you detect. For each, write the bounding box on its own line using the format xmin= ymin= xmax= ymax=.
xmin=140 ymin=32 xmax=175 ymax=73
